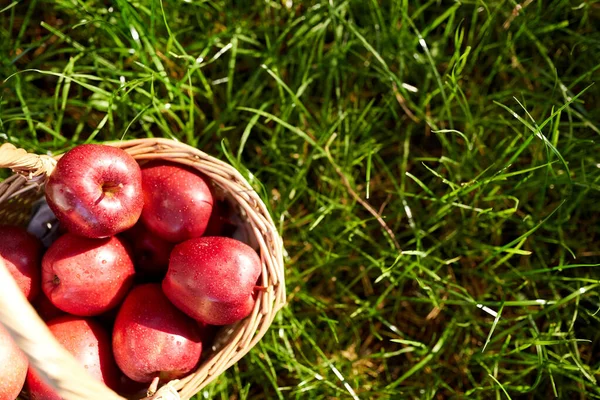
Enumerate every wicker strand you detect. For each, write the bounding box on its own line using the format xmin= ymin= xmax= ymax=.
xmin=150 ymin=386 xmax=179 ymax=400
xmin=0 ymin=143 xmax=56 ymax=181
xmin=146 ymin=379 xmax=180 ymax=400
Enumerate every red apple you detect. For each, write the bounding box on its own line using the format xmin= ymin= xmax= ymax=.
xmin=33 ymin=292 xmax=65 ymax=322
xmin=26 ymin=316 xmax=119 ymax=399
xmin=113 ymin=284 xmax=204 ymax=383
xmin=0 ymin=226 xmax=42 ymax=302
xmin=0 ymin=325 xmax=28 ymax=400
xmin=45 ymin=144 xmax=143 ymax=238
xmin=204 ymin=200 xmax=226 ymax=236
xmin=162 ymin=236 xmax=261 ymax=325
xmin=140 ymin=161 xmax=213 ymax=242
xmin=121 ymin=223 xmax=173 ymax=281
xmin=204 ymin=200 xmax=238 ymax=238
xmin=42 ymin=233 xmax=135 ymax=316
xmin=197 ymin=322 xmax=218 ymax=347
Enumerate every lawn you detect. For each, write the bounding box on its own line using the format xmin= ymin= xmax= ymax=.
xmin=1 ymin=0 xmax=600 ymax=399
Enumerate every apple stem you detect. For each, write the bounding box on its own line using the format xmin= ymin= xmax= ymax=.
xmin=94 ymin=192 xmax=105 ymax=205
xmin=96 ymin=182 xmax=124 ymax=204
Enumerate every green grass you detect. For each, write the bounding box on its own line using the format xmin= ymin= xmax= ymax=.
xmin=2 ymin=0 xmax=600 ymax=399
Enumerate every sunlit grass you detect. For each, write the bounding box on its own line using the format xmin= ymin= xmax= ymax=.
xmin=2 ymin=1 xmax=600 ymax=399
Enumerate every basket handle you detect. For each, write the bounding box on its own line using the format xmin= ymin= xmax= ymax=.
xmin=0 ymin=143 xmax=56 ymax=179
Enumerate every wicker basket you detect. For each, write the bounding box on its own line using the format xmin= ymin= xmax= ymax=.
xmin=0 ymin=138 xmax=286 ymax=400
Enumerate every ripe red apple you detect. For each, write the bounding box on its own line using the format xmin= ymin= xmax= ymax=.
xmin=113 ymin=284 xmax=204 ymax=383
xmin=45 ymin=144 xmax=143 ymax=238
xmin=140 ymin=161 xmax=213 ymax=242
xmin=204 ymin=199 xmax=237 ymax=238
xmin=42 ymin=233 xmax=135 ymax=316
xmin=204 ymin=200 xmax=226 ymax=236
xmin=26 ymin=316 xmax=119 ymax=399
xmin=0 ymin=226 xmax=42 ymax=302
xmin=121 ymin=222 xmax=173 ymax=281
xmin=163 ymin=236 xmax=261 ymax=325
xmin=0 ymin=325 xmax=28 ymax=400
xmin=33 ymin=292 xmax=65 ymax=322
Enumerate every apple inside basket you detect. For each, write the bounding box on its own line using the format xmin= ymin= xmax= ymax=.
xmin=0 ymin=139 xmax=285 ymax=400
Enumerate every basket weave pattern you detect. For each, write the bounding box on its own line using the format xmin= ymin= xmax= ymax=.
xmin=0 ymin=139 xmax=286 ymax=400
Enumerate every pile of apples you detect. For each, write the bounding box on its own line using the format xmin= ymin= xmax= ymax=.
xmin=0 ymin=144 xmax=262 ymax=399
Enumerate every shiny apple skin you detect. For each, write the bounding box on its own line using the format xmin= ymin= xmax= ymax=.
xmin=112 ymin=284 xmax=204 ymax=383
xmin=33 ymin=291 xmax=65 ymax=322
xmin=0 ymin=325 xmax=28 ymax=400
xmin=0 ymin=226 xmax=42 ymax=302
xmin=140 ymin=161 xmax=213 ymax=243
xmin=45 ymin=144 xmax=143 ymax=238
xmin=121 ymin=222 xmax=173 ymax=281
xmin=163 ymin=236 xmax=261 ymax=325
xmin=42 ymin=233 xmax=135 ymax=316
